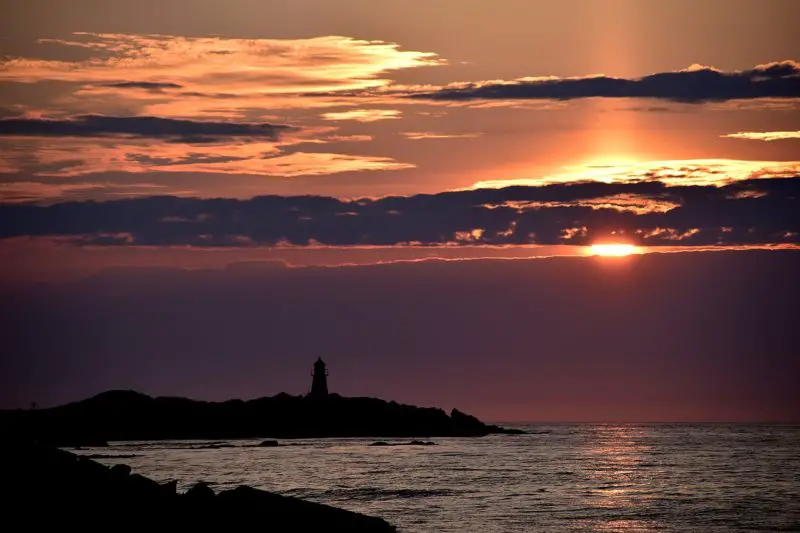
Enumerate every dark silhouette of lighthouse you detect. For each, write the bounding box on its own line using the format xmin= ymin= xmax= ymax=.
xmin=309 ymin=357 xmax=329 ymax=398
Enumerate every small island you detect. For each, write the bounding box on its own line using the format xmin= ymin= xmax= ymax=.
xmin=1 ymin=358 xmax=523 ymax=446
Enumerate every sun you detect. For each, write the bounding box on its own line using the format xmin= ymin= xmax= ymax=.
xmin=588 ymin=243 xmax=638 ymax=257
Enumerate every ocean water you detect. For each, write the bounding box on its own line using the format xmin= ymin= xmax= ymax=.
xmin=76 ymin=424 xmax=800 ymax=532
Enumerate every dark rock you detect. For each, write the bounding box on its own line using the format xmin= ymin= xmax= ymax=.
xmin=161 ymin=480 xmax=178 ymax=495
xmin=487 ymin=425 xmax=525 ymax=435
xmin=185 ymin=482 xmax=215 ymax=500
xmin=109 ymin=463 xmax=132 ymax=477
xmin=127 ymin=473 xmax=168 ymax=498
xmin=215 ymin=485 xmax=395 ymax=531
xmin=258 ymin=440 xmax=281 ymax=447
xmin=450 ymin=408 xmax=486 ymax=434
xmin=1 ymin=441 xmax=396 ymax=531
xmin=76 ymin=454 xmax=113 ymax=478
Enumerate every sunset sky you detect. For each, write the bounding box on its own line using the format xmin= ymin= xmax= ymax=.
xmin=1 ymin=0 xmax=798 ymax=420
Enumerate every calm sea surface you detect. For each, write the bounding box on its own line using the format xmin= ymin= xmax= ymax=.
xmin=76 ymin=424 xmax=800 ymax=532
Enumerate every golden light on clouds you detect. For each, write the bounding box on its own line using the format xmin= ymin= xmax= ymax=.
xmin=401 ymin=131 xmax=483 ymax=140
xmin=1 ymin=33 xmax=443 ymax=92
xmin=0 ymin=33 xmax=442 ymax=118
xmin=320 ymin=109 xmax=402 ymax=122
xmin=722 ymin=131 xmax=800 ymax=142
xmin=469 ymin=159 xmax=800 ymax=189
xmin=0 ymin=138 xmax=413 ymax=178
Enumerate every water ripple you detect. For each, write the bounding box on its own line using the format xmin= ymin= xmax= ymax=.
xmin=74 ymin=424 xmax=800 ymax=533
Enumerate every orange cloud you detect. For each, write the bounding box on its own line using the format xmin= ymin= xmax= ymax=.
xmin=401 ymin=131 xmax=483 ymax=140
xmin=484 ymin=194 xmax=680 ymax=215
xmin=0 ymin=114 xmax=405 ymax=180
xmin=470 ymin=159 xmax=800 ymax=189
xmin=636 ymin=228 xmax=701 ymax=241
xmin=0 ymin=33 xmax=443 ymax=118
xmin=560 ymin=227 xmax=588 ymax=241
xmin=722 ymin=131 xmax=800 ymax=142
xmin=3 ymin=33 xmax=442 ymax=92
xmin=0 ymin=137 xmax=412 ymax=179
xmin=320 ymin=109 xmax=401 ymax=122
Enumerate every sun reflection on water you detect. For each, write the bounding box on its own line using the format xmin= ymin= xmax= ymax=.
xmin=580 ymin=425 xmax=661 ymax=532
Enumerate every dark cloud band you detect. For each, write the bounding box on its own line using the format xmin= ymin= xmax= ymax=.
xmin=101 ymin=82 xmax=185 ymax=90
xmin=0 ymin=178 xmax=797 ymax=247
xmin=407 ymin=61 xmax=800 ymax=103
xmin=0 ymin=115 xmax=294 ymax=142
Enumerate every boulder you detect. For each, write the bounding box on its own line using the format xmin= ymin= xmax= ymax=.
xmin=127 ymin=473 xmax=170 ymax=499
xmin=185 ymin=481 xmax=215 ymax=500
xmin=161 ymin=480 xmax=178 ymax=495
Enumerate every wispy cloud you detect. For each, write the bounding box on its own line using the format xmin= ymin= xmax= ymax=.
xmin=401 ymin=131 xmax=483 ymax=140
xmin=0 ymin=33 xmax=443 ymax=117
xmin=470 ymin=159 xmax=800 ymax=189
xmin=0 ymin=114 xmax=408 ymax=178
xmin=0 ymin=137 xmax=413 ymax=178
xmin=321 ymin=109 xmax=401 ymax=122
xmin=484 ymin=193 xmax=681 ymax=215
xmin=722 ymin=131 xmax=800 ymax=142
xmin=2 ymin=33 xmax=442 ymax=92
xmin=0 ymin=181 xmax=166 ymax=203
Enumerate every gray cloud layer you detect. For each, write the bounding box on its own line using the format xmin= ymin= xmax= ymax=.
xmin=0 ymin=178 xmax=797 ymax=247
xmin=408 ymin=61 xmax=800 ymax=102
xmin=102 ymin=82 xmax=185 ymax=90
xmin=0 ymin=115 xmax=294 ymax=143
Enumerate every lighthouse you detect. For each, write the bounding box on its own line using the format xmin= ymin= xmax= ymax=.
xmin=309 ymin=357 xmax=329 ymax=398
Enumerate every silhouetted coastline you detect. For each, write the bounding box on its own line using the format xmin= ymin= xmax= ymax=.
xmin=3 ymin=439 xmax=396 ymax=532
xmin=1 ymin=390 xmax=523 ymax=447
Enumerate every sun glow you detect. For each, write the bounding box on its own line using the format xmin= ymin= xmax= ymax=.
xmin=588 ymin=243 xmax=638 ymax=257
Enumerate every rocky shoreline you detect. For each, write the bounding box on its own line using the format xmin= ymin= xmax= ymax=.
xmin=4 ymin=439 xmax=396 ymax=532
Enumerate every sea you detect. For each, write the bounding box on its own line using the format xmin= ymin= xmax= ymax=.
xmin=74 ymin=424 xmax=800 ymax=532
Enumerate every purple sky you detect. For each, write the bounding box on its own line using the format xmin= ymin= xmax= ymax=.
xmin=0 ymin=0 xmax=798 ymax=420
xmin=2 ymin=250 xmax=798 ymax=421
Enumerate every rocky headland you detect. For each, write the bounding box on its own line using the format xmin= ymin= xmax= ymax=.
xmin=0 ymin=390 xmax=523 ymax=447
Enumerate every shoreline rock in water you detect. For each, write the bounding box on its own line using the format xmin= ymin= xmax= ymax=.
xmin=3 ymin=440 xmax=396 ymax=532
xmin=0 ymin=390 xmax=524 ymax=446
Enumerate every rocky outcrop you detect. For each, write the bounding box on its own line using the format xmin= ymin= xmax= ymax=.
xmin=3 ymin=440 xmax=395 ymax=532
xmin=0 ymin=390 xmax=524 ymax=444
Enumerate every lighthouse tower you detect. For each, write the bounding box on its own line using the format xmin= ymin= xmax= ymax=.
xmin=309 ymin=357 xmax=329 ymax=398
